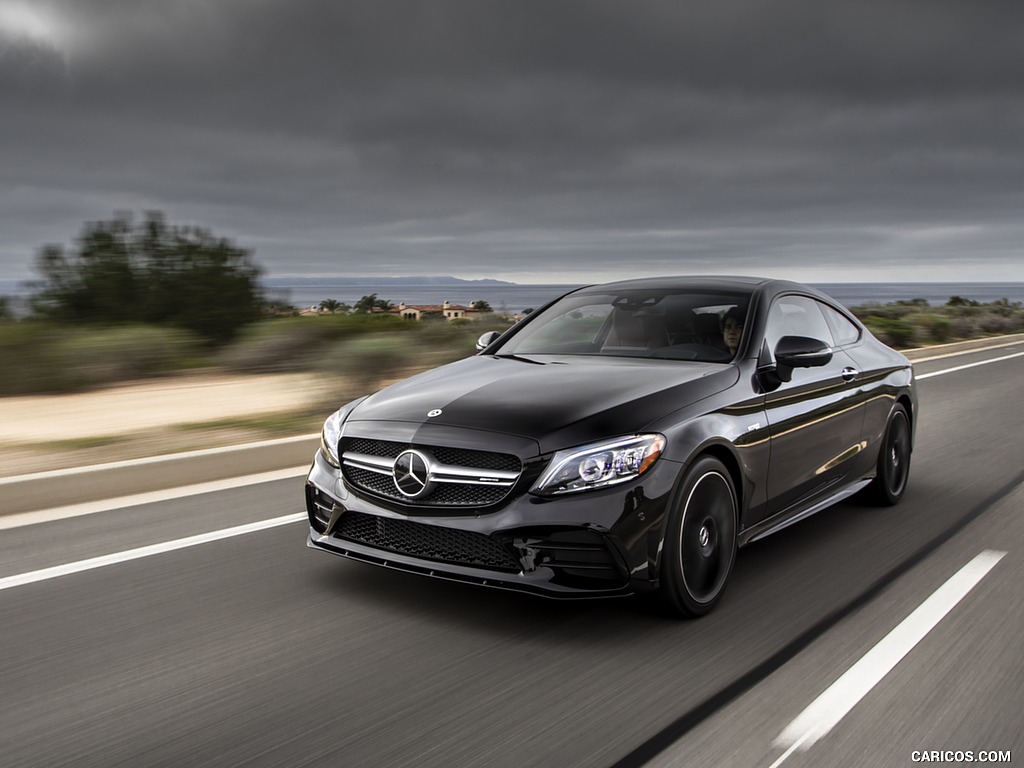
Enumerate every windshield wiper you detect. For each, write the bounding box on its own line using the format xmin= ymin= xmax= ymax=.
xmin=491 ymin=353 xmax=547 ymax=364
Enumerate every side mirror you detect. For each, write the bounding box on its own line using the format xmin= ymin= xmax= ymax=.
xmin=774 ymin=335 xmax=833 ymax=369
xmin=476 ymin=331 xmax=502 ymax=352
xmin=757 ymin=336 xmax=833 ymax=391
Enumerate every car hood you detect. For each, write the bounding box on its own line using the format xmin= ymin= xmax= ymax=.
xmin=347 ymin=354 xmax=739 ymax=453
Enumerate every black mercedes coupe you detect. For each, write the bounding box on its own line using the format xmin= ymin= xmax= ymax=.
xmin=305 ymin=276 xmax=916 ymax=617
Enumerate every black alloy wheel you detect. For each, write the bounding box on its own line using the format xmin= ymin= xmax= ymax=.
xmin=660 ymin=456 xmax=738 ymax=618
xmin=864 ymin=403 xmax=911 ymax=506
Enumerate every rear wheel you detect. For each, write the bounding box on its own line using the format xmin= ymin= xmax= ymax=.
xmin=660 ymin=456 xmax=738 ymax=618
xmin=863 ymin=403 xmax=911 ymax=506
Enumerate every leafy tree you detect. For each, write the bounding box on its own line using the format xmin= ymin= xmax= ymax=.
xmin=318 ymin=298 xmax=349 ymax=314
xmin=30 ymin=211 xmax=264 ymax=343
xmin=471 ymin=299 xmax=493 ymax=313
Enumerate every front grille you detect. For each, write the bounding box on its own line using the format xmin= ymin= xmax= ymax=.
xmin=341 ymin=437 xmax=523 ymax=508
xmin=335 ymin=511 xmax=522 ymax=572
xmin=430 ymin=447 xmax=520 ymax=472
xmin=346 ymin=467 xmax=511 ymax=507
xmin=346 ymin=438 xmax=405 ymax=458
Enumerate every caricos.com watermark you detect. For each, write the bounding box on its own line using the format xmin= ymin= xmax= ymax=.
xmin=911 ymin=751 xmax=1012 ymax=763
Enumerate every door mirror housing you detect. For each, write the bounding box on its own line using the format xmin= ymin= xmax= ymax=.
xmin=757 ymin=335 xmax=833 ymax=390
xmin=476 ymin=331 xmax=502 ymax=352
xmin=774 ymin=335 xmax=833 ymax=369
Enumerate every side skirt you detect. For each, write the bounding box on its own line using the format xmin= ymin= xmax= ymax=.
xmin=738 ymin=478 xmax=873 ymax=546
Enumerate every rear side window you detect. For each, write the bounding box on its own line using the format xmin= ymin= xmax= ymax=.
xmin=819 ymin=303 xmax=861 ymax=346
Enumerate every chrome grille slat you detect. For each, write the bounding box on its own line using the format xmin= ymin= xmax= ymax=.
xmin=340 ymin=438 xmax=523 ymax=508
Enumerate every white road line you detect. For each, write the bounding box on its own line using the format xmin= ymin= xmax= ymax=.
xmin=916 ymin=350 xmax=1024 ymax=380
xmin=0 ymin=513 xmax=306 ymax=592
xmin=909 ymin=337 xmax=1024 ymax=363
xmin=770 ymin=549 xmax=1007 ymax=762
xmin=0 ymin=466 xmax=309 ymax=531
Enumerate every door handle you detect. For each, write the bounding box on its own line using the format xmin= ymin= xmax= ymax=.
xmin=841 ymin=366 xmax=859 ymax=382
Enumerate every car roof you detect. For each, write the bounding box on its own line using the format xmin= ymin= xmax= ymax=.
xmin=573 ymin=275 xmax=773 ymax=295
xmin=572 ymin=275 xmax=846 ymax=306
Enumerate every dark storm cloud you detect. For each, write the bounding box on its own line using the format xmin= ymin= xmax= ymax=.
xmin=2 ymin=0 xmax=1023 ymax=282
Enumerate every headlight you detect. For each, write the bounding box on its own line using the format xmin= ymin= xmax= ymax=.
xmin=319 ymin=397 xmax=367 ymax=469
xmin=531 ymin=434 xmax=666 ymax=496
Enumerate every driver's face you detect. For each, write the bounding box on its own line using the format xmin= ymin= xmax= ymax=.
xmin=723 ymin=318 xmax=743 ymax=352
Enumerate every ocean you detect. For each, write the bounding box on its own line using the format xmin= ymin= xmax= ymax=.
xmin=3 ymin=279 xmax=1024 ymax=315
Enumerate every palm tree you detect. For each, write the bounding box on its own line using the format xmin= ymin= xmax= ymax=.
xmin=319 ymin=298 xmax=346 ymax=314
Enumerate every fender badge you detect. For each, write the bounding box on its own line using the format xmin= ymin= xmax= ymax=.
xmin=427 ymin=409 xmax=443 ymax=418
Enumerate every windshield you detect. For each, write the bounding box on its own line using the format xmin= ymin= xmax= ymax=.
xmin=496 ymin=288 xmax=752 ymax=362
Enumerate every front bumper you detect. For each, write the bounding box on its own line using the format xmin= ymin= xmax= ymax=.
xmin=305 ymin=449 xmax=680 ymax=598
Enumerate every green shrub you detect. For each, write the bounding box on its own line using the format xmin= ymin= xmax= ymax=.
xmin=863 ymin=316 xmax=915 ymax=348
xmin=908 ymin=313 xmax=952 ymax=344
xmin=977 ymin=312 xmax=1019 ymax=335
xmin=0 ymin=323 xmax=201 ymax=395
xmin=220 ymin=313 xmax=414 ymax=373
xmin=319 ymin=333 xmax=416 ymax=398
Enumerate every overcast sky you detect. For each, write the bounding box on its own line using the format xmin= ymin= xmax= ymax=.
xmin=2 ymin=0 xmax=1023 ymax=284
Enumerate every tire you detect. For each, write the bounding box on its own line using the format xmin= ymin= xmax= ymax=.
xmin=863 ymin=403 xmax=911 ymax=506
xmin=659 ymin=456 xmax=738 ymax=618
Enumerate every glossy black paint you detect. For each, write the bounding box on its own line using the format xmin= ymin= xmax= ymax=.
xmin=306 ymin=276 xmax=917 ymax=607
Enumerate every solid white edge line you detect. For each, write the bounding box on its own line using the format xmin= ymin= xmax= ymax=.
xmin=909 ymin=337 xmax=1024 ymax=363
xmin=916 ymin=351 xmax=1024 ymax=380
xmin=766 ymin=730 xmax=814 ymax=768
xmin=0 ymin=513 xmax=307 ymax=591
xmin=772 ymin=549 xmax=1007 ymax=756
xmin=0 ymin=466 xmax=310 ymax=531
xmin=1 ymin=433 xmax=318 ymax=483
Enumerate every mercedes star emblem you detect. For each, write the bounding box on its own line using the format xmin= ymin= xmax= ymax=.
xmin=393 ymin=449 xmax=433 ymax=498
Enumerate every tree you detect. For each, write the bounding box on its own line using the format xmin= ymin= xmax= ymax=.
xmin=30 ymin=211 xmax=264 ymax=343
xmin=0 ymin=296 xmax=12 ymax=322
xmin=471 ymin=299 xmax=493 ymax=313
xmin=353 ymin=294 xmax=395 ymax=313
xmin=318 ymin=298 xmax=349 ymax=314
xmin=946 ymin=296 xmax=979 ymax=308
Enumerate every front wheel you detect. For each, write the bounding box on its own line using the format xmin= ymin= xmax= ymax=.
xmin=862 ymin=403 xmax=911 ymax=506
xmin=659 ymin=456 xmax=738 ymax=618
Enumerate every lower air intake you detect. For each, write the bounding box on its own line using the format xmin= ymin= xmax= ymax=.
xmin=335 ymin=511 xmax=522 ymax=572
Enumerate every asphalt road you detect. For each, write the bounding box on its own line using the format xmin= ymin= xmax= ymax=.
xmin=2 ymin=341 xmax=1023 ymax=768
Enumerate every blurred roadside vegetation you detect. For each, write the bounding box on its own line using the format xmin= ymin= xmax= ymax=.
xmin=853 ymin=296 xmax=1024 ymax=348
xmin=0 ymin=209 xmax=514 ymax=396
xmin=4 ymin=292 xmax=1021 ymax=398
xmin=1 ymin=212 xmax=1023 ymax=397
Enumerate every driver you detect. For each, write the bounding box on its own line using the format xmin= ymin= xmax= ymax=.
xmin=722 ymin=307 xmax=745 ymax=356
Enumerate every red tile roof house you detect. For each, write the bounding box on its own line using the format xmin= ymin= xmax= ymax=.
xmin=387 ymin=300 xmax=481 ymax=321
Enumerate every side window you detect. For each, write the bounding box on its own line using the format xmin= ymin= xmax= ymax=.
xmin=820 ymin=303 xmax=861 ymax=346
xmin=765 ymin=295 xmax=835 ymax=352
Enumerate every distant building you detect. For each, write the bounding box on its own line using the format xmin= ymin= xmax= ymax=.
xmin=389 ymin=300 xmax=478 ymax=321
